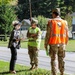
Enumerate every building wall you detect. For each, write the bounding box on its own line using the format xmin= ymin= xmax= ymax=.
xmin=21 ymin=25 xmax=30 ymax=30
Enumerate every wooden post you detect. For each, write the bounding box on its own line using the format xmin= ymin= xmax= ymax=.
xmin=29 ymin=0 xmax=32 ymax=24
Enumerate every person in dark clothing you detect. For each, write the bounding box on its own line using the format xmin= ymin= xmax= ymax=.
xmin=8 ymin=21 xmax=21 ymax=74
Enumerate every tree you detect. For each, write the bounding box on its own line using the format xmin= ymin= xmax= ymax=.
xmin=0 ymin=0 xmax=13 ymax=4
xmin=0 ymin=4 xmax=17 ymax=40
xmin=0 ymin=0 xmax=18 ymax=6
xmin=65 ymin=13 xmax=72 ymax=29
xmin=35 ymin=15 xmax=48 ymax=30
xmin=15 ymin=0 xmax=29 ymax=20
xmin=17 ymin=0 xmax=75 ymax=24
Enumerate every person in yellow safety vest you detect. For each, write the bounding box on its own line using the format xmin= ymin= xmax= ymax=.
xmin=27 ymin=18 xmax=41 ymax=70
xmin=44 ymin=8 xmax=68 ymax=75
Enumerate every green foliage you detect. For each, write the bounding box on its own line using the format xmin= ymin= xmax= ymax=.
xmin=64 ymin=0 xmax=75 ymax=12
xmin=0 ymin=4 xmax=17 ymax=35
xmin=15 ymin=0 xmax=29 ymax=20
xmin=0 ymin=0 xmax=14 ymax=5
xmin=15 ymin=4 xmax=29 ymax=20
xmin=18 ymin=0 xmax=28 ymax=4
xmin=17 ymin=0 xmax=75 ymax=30
xmin=35 ymin=15 xmax=48 ymax=30
xmin=17 ymin=0 xmax=75 ymax=21
xmin=65 ymin=13 xmax=72 ymax=29
xmin=0 ymin=0 xmax=74 ymax=35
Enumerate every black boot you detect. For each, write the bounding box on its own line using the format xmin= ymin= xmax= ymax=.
xmin=29 ymin=64 xmax=35 ymax=70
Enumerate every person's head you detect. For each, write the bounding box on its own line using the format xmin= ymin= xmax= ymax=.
xmin=14 ymin=23 xmax=21 ymax=30
xmin=52 ymin=8 xmax=60 ymax=18
xmin=31 ymin=22 xmax=37 ymax=29
xmin=31 ymin=18 xmax=38 ymax=29
xmin=12 ymin=20 xmax=21 ymax=30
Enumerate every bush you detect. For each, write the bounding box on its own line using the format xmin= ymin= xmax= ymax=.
xmin=35 ymin=15 xmax=48 ymax=30
xmin=0 ymin=4 xmax=17 ymax=34
xmin=0 ymin=4 xmax=17 ymax=41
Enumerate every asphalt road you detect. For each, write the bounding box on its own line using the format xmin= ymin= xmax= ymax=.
xmin=0 ymin=47 xmax=75 ymax=75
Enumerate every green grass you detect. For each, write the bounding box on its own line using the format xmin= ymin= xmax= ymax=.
xmin=0 ymin=60 xmax=51 ymax=75
xmin=0 ymin=39 xmax=75 ymax=52
xmin=0 ymin=61 xmax=68 ymax=75
xmin=66 ymin=39 xmax=75 ymax=52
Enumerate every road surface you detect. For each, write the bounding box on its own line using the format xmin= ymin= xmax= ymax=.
xmin=0 ymin=47 xmax=75 ymax=75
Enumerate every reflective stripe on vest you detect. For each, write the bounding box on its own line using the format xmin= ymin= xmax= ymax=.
xmin=51 ymin=34 xmax=66 ymax=37
xmin=48 ymin=19 xmax=67 ymax=45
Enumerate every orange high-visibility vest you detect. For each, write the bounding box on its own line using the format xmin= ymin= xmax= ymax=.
xmin=48 ymin=19 xmax=68 ymax=45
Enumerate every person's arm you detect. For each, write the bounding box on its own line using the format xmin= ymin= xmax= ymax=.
xmin=44 ymin=21 xmax=51 ymax=48
xmin=44 ymin=24 xmax=50 ymax=56
xmin=32 ymin=28 xmax=41 ymax=40
xmin=8 ymin=31 xmax=14 ymax=48
xmin=65 ymin=21 xmax=69 ymax=45
xmin=44 ymin=20 xmax=52 ymax=56
xmin=26 ymin=27 xmax=34 ymax=38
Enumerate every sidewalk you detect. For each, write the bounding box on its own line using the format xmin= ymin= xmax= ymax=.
xmin=0 ymin=46 xmax=75 ymax=75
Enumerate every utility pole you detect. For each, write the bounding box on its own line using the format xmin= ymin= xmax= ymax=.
xmin=29 ymin=0 xmax=32 ymax=24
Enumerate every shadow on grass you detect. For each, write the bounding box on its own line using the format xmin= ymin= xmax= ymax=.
xmin=0 ymin=71 xmax=9 ymax=75
xmin=0 ymin=69 xmax=30 ymax=75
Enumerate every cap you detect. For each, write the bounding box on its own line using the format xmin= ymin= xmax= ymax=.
xmin=12 ymin=20 xmax=21 ymax=26
xmin=31 ymin=18 xmax=38 ymax=24
xmin=52 ymin=8 xmax=60 ymax=15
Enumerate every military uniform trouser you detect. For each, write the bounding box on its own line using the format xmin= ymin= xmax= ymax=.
xmin=28 ymin=45 xmax=38 ymax=67
xmin=49 ymin=45 xmax=65 ymax=75
xmin=10 ymin=46 xmax=17 ymax=71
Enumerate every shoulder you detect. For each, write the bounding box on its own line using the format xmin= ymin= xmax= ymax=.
xmin=63 ymin=20 xmax=68 ymax=29
xmin=47 ymin=19 xmax=53 ymax=27
xmin=36 ymin=27 xmax=41 ymax=31
xmin=48 ymin=19 xmax=52 ymax=23
xmin=64 ymin=20 xmax=68 ymax=25
xmin=10 ymin=30 xmax=14 ymax=37
xmin=61 ymin=19 xmax=68 ymax=26
xmin=36 ymin=27 xmax=41 ymax=32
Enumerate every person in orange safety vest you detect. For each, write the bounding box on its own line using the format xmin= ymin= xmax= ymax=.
xmin=44 ymin=8 xmax=68 ymax=75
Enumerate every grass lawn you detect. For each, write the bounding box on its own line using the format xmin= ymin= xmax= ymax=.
xmin=0 ymin=39 xmax=75 ymax=52
xmin=0 ymin=61 xmax=68 ymax=75
xmin=66 ymin=39 xmax=75 ymax=52
xmin=0 ymin=60 xmax=51 ymax=75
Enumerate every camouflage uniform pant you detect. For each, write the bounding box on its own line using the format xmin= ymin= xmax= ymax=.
xmin=28 ymin=45 xmax=38 ymax=67
xmin=49 ymin=45 xmax=65 ymax=75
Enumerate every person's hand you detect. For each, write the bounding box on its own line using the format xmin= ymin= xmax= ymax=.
xmin=19 ymin=38 xmax=25 ymax=41
xmin=21 ymin=38 xmax=25 ymax=41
